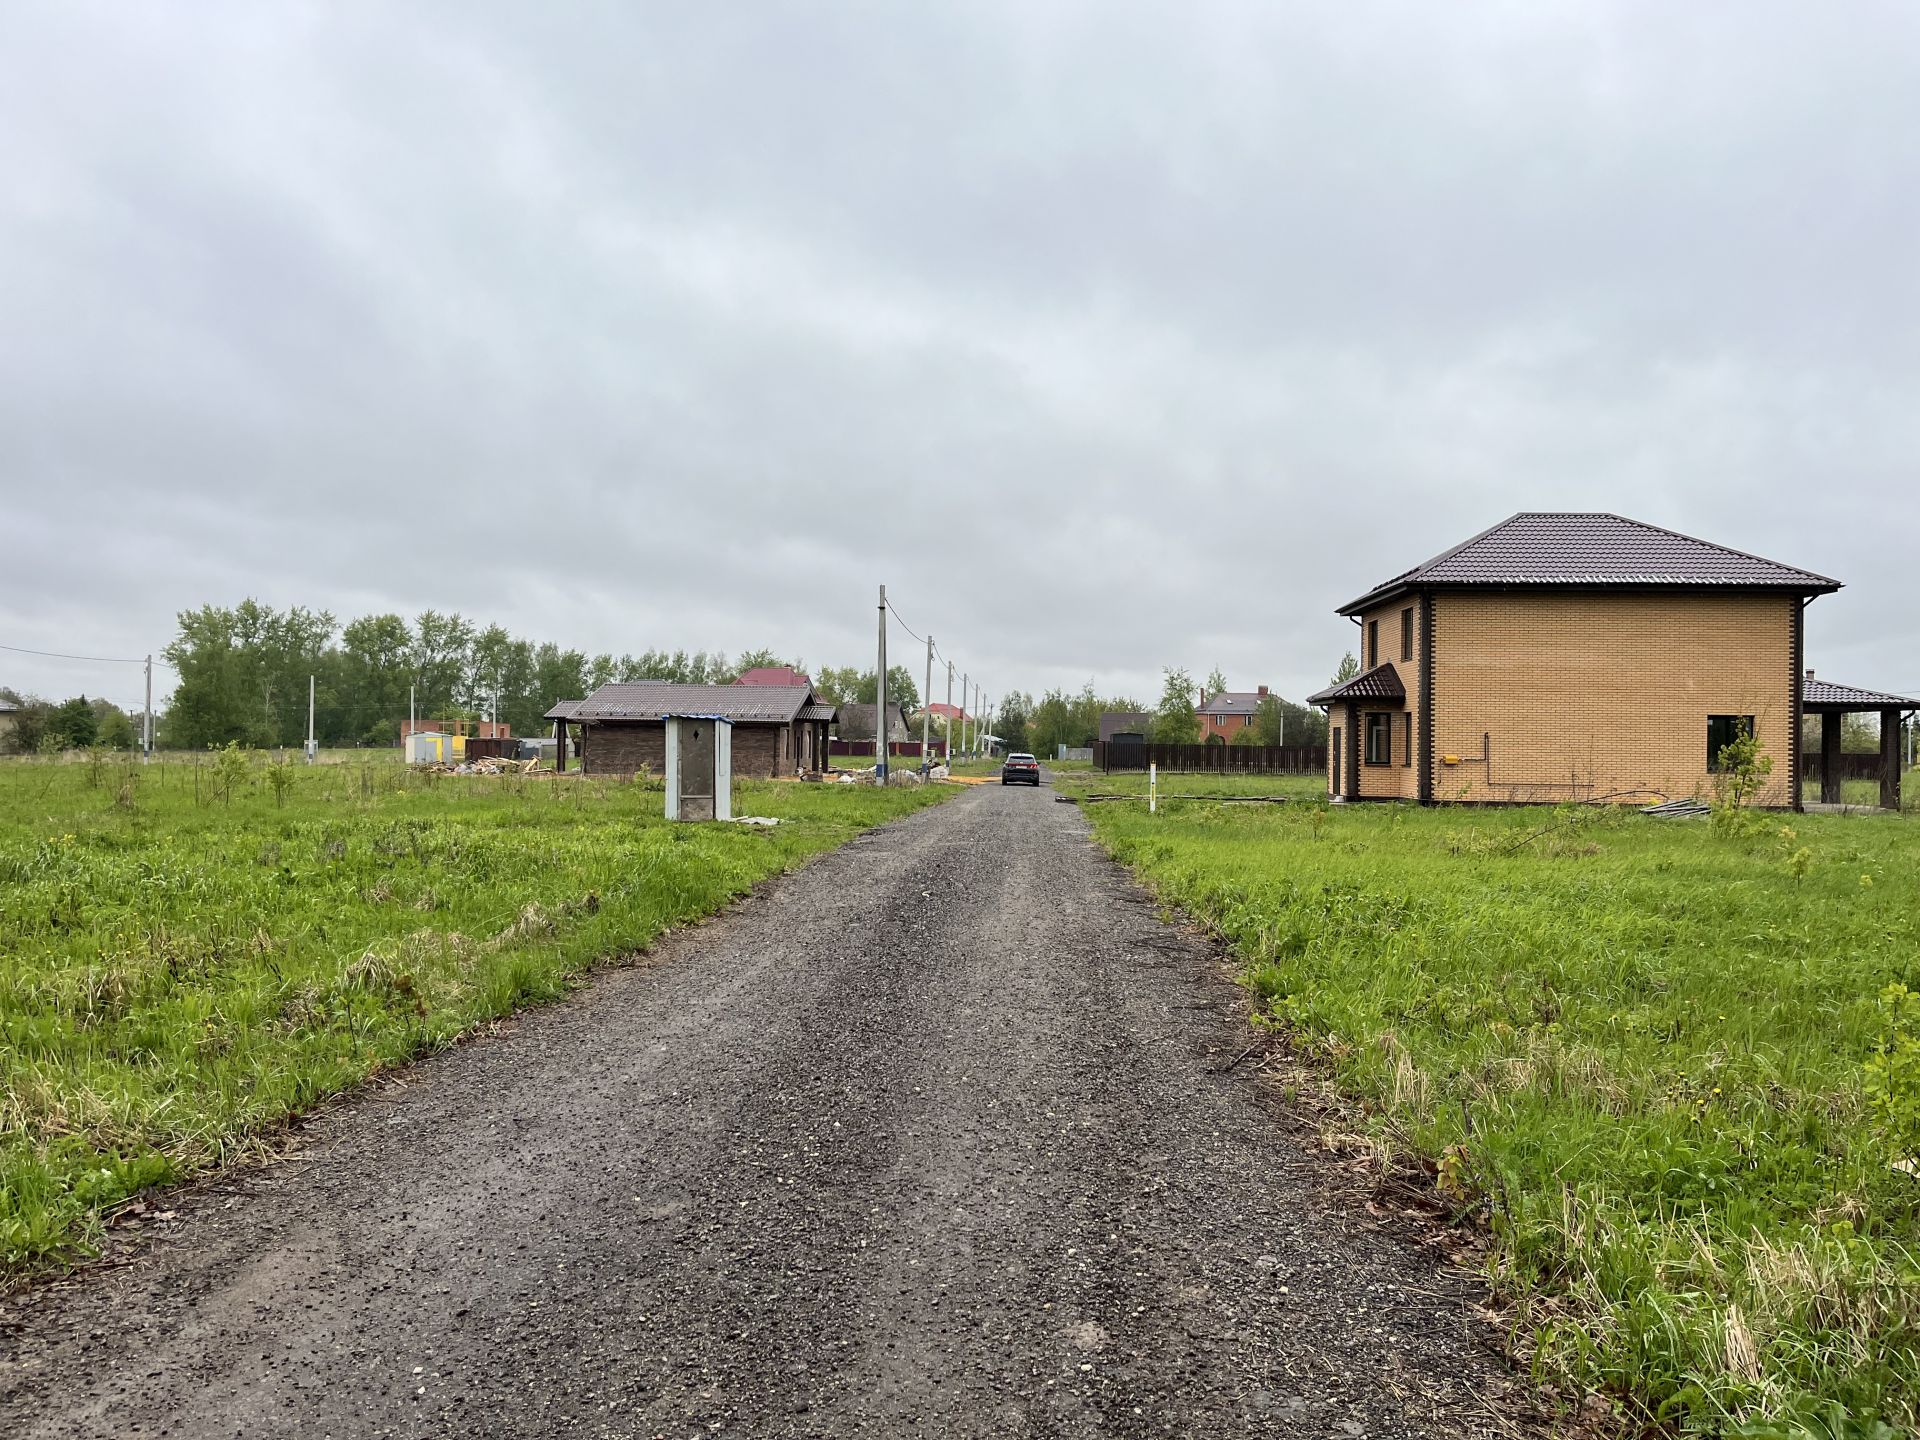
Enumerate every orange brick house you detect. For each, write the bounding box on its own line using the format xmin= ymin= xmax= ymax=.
xmin=1199 ymin=686 xmax=1270 ymax=742
xmin=1307 ymin=513 xmax=1847 ymax=809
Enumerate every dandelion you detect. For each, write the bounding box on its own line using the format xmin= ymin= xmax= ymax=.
xmin=1860 ymin=874 xmax=1874 ymax=889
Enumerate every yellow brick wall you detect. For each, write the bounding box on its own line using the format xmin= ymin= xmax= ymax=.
xmin=1429 ymin=591 xmax=1796 ymax=806
xmin=1351 ymin=599 xmax=1422 ymax=799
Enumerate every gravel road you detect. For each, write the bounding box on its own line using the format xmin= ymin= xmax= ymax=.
xmin=2 ymin=778 xmax=1522 ymax=1438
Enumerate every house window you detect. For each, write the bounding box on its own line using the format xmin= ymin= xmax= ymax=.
xmin=1707 ymin=715 xmax=1756 ymax=772
xmin=1331 ymin=726 xmax=1342 ymax=785
xmin=1403 ymin=712 xmax=1413 ymax=767
xmin=1364 ymin=712 xmax=1392 ymax=765
xmin=1401 ymin=607 xmax=1414 ymax=661
xmin=1367 ymin=619 xmax=1379 ymax=669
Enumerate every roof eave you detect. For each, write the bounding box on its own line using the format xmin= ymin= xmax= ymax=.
xmin=1337 ymin=577 xmax=1841 ymax=615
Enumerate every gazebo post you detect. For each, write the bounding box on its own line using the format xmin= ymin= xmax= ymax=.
xmin=1820 ymin=712 xmax=1841 ymax=805
xmin=554 ymin=718 xmax=568 ymax=774
xmin=1882 ymin=707 xmax=1901 ymax=811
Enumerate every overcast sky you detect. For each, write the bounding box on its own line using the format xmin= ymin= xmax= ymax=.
xmin=4 ymin=1 xmax=1918 ymax=715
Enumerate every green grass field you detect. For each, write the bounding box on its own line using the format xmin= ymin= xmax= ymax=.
xmin=0 ymin=753 xmax=948 ymax=1273
xmin=1059 ymin=771 xmax=1919 ymax=1437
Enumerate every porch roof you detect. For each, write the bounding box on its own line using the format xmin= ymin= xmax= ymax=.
xmin=1306 ymin=662 xmax=1406 ymax=707
xmin=1803 ymin=677 xmax=1920 ymax=713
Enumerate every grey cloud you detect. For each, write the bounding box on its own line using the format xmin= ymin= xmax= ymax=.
xmin=3 ymin=1 xmax=1917 ymax=710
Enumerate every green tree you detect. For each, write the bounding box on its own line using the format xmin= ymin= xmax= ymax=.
xmin=163 ymin=600 xmax=336 ymax=748
xmin=996 ymin=691 xmax=1033 ymax=754
xmin=851 ymin=666 xmax=919 ymax=710
xmin=815 ymin=666 xmax=862 ymax=705
xmin=1204 ymin=667 xmax=1229 ymax=704
xmin=410 ymin=610 xmax=474 ymax=720
xmin=50 ymin=696 xmax=98 ymax=749
xmin=1252 ymin=693 xmax=1288 ymax=746
xmin=1030 ymin=689 xmax=1073 ymax=756
xmin=340 ymin=613 xmax=414 ymax=744
xmin=1 ymin=688 xmax=51 ymax=754
xmin=1333 ymin=652 xmax=1360 ymax=684
xmin=1152 ymin=668 xmax=1200 ymax=745
xmin=529 ymin=642 xmax=589 ymax=728
xmin=1249 ymin=693 xmax=1326 ymax=748
xmin=96 ymin=709 xmax=137 ymax=750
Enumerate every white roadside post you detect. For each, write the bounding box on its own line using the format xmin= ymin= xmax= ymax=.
xmin=306 ymin=675 xmax=316 ymax=763
xmin=1150 ymin=762 xmax=1158 ymax=814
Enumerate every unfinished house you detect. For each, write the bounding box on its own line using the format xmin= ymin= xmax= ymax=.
xmin=1307 ymin=512 xmax=1869 ymax=809
xmin=546 ymin=683 xmax=836 ymax=779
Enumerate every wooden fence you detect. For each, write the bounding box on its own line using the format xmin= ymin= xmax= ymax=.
xmin=1093 ymin=741 xmax=1326 ymax=774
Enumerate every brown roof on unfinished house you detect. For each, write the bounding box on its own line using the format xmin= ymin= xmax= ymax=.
xmin=1338 ymin=513 xmax=1841 ymax=614
xmin=1307 ymin=663 xmax=1406 ymax=706
xmin=562 ymin=682 xmax=816 ymax=724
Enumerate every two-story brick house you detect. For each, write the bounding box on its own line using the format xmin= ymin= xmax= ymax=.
xmin=1198 ymin=686 xmax=1271 ymax=742
xmin=1307 ymin=513 xmax=1841 ymax=808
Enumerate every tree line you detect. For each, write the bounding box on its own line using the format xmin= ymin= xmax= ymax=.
xmin=0 ymin=601 xmax=929 ymax=753
xmin=987 ymin=664 xmax=1335 ymax=758
xmin=0 ymin=692 xmax=141 ymax=754
xmin=3 ymin=601 xmax=1351 ymax=756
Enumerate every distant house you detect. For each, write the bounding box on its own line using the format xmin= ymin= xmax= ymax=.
xmin=835 ymin=701 xmax=913 ymax=745
xmin=924 ymin=701 xmax=967 ymax=722
xmin=545 ymin=682 xmax=835 ymax=778
xmin=0 ymin=697 xmax=16 ymax=751
xmin=1199 ymin=686 xmax=1270 ymax=743
xmin=1098 ymin=711 xmax=1153 ymax=745
xmin=733 ymin=665 xmax=813 ymax=688
xmin=1306 ymin=512 xmax=1878 ymax=808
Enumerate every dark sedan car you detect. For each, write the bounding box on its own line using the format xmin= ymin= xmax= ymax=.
xmin=1000 ymin=753 xmax=1041 ymax=785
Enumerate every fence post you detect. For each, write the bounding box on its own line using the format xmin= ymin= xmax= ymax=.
xmin=1149 ymin=762 xmax=1157 ymax=814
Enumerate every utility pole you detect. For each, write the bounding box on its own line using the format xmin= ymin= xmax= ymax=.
xmin=142 ymin=654 xmax=152 ymax=762
xmin=961 ymin=672 xmax=969 ymax=757
xmin=409 ymin=684 xmax=416 ymax=744
xmin=920 ymin=634 xmax=933 ymax=773
xmin=305 ymin=675 xmax=316 ymax=763
xmin=944 ymin=660 xmax=954 ymax=762
xmin=876 ymin=584 xmax=888 ymax=782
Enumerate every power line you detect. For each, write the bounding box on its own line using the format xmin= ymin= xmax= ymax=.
xmin=883 ymin=597 xmax=929 ymax=649
xmin=0 ymin=641 xmax=149 ymax=665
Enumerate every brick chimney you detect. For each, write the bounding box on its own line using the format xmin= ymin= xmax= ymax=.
xmin=1805 ymin=669 xmax=1815 ymax=681
xmin=1257 ymin=685 xmax=1269 ymax=698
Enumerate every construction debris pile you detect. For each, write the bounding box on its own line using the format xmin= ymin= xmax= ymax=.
xmin=416 ymin=757 xmax=544 ymax=777
xmin=809 ymin=762 xmax=954 ymax=786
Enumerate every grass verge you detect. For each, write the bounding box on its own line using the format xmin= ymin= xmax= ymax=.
xmin=1059 ymin=770 xmax=1920 ymax=1437
xmin=0 ymin=755 xmax=948 ymax=1273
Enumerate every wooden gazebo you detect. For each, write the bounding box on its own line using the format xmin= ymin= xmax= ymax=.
xmin=1802 ymin=672 xmax=1917 ymax=810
